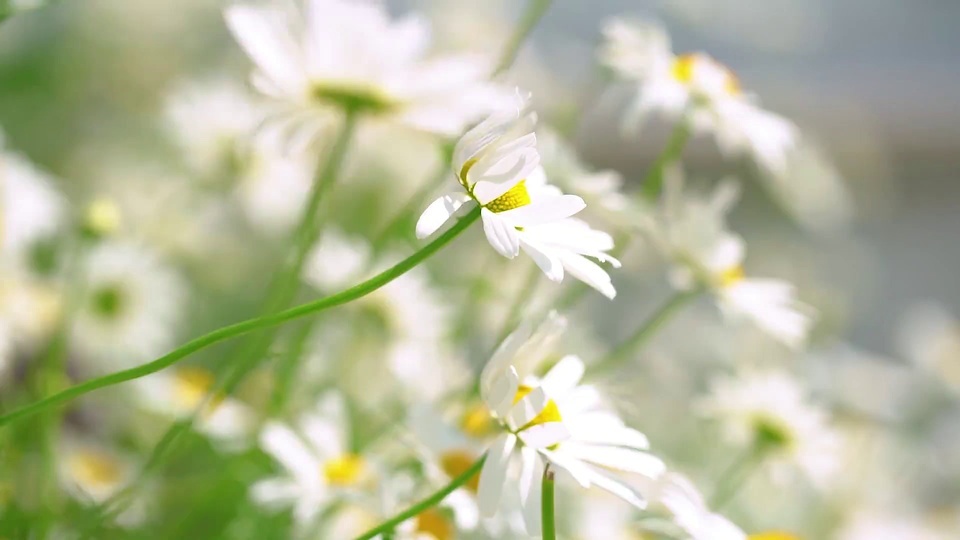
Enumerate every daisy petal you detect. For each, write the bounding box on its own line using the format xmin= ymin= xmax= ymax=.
xmin=416 ymin=193 xmax=472 ymax=239
xmin=477 ymin=433 xmax=517 ymax=517
xmin=481 ymin=208 xmax=520 ymax=258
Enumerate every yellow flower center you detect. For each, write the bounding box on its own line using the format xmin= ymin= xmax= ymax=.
xmin=485 ymin=180 xmax=532 ymax=213
xmin=513 ymin=384 xmax=562 ymax=429
xmin=717 ymin=265 xmax=745 ymax=288
xmin=752 ymin=415 xmax=795 ymax=450
xmin=749 ymin=533 xmax=800 ymax=540
xmin=460 ymin=403 xmax=496 ymax=438
xmin=439 ymin=449 xmax=481 ymax=493
xmin=671 ymin=53 xmax=741 ymax=95
xmin=173 ymin=366 xmax=225 ymax=412
xmin=415 ymin=508 xmax=454 ymax=540
xmin=69 ymin=451 xmax=124 ymax=489
xmin=322 ymin=454 xmax=366 ymax=487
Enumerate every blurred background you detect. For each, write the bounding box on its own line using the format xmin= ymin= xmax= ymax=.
xmin=1 ymin=0 xmax=959 ymax=538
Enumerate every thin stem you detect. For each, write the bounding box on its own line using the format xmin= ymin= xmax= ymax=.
xmin=493 ymin=0 xmax=554 ymax=75
xmin=587 ymin=290 xmax=697 ymax=377
xmin=541 ymin=465 xmax=557 ymax=540
xmin=0 ymin=206 xmax=482 ymax=428
xmin=709 ymin=445 xmax=765 ymax=511
xmin=267 ymin=319 xmax=315 ymax=416
xmin=640 ymin=120 xmax=691 ymax=200
xmin=352 ymin=455 xmax=486 ymax=540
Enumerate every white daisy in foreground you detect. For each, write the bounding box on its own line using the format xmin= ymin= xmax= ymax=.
xmin=651 ymin=472 xmax=800 ymax=540
xmin=58 ymin=440 xmax=145 ymax=526
xmin=476 ymin=313 xmax=665 ymax=535
xmin=600 ymin=18 xmax=798 ymax=177
xmin=164 ymin=78 xmax=264 ymax=181
xmin=72 ymin=242 xmax=186 ymax=368
xmin=416 ymin=94 xmax=621 ymax=298
xmin=252 ymin=393 xmax=373 ymax=528
xmin=640 ymin=173 xmax=813 ymax=348
xmin=696 ymin=370 xmax=842 ymax=488
xmin=135 ymin=366 xmax=255 ymax=450
xmin=224 ymin=0 xmax=509 ymax=142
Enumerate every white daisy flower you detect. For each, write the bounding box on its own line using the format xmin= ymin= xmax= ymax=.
xmin=416 ymin=94 xmax=621 ymax=298
xmin=0 ymin=143 xmax=66 ymax=268
xmin=72 ymin=242 xmax=186 ymax=368
xmin=476 ymin=313 xmax=665 ymax=535
xmin=224 ymin=0 xmax=509 ymax=142
xmin=303 ymin=228 xmax=372 ymax=291
xmin=237 ymin=130 xmax=316 ymax=235
xmin=696 ymin=370 xmax=843 ymax=489
xmin=164 ymin=78 xmax=264 ymax=181
xmin=134 ymin=366 xmax=255 ymax=450
xmin=600 ymin=18 xmax=798 ymax=177
xmin=251 ymin=392 xmax=373 ymax=528
xmin=58 ymin=440 xmax=146 ymax=527
xmin=641 ymin=173 xmax=813 ymax=348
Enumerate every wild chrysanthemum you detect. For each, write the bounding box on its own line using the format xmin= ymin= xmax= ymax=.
xmin=600 ymin=18 xmax=798 ymax=177
xmin=696 ymin=370 xmax=842 ymax=488
xmin=416 ymin=94 xmax=621 ymax=298
xmin=224 ymin=0 xmax=509 ymax=142
xmin=476 ymin=313 xmax=665 ymax=535
xmin=640 ymin=173 xmax=813 ymax=348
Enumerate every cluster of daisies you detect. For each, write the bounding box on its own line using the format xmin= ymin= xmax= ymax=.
xmin=1 ymin=1 xmax=958 ymax=539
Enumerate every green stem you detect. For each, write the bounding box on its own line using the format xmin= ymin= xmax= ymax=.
xmin=541 ymin=465 xmax=557 ymax=540
xmin=493 ymin=0 xmax=554 ymax=75
xmin=587 ymin=290 xmax=697 ymax=377
xmin=709 ymin=445 xmax=765 ymax=511
xmin=640 ymin=120 xmax=691 ymax=200
xmin=267 ymin=319 xmax=316 ymax=416
xmin=0 ymin=206 xmax=482 ymax=429
xmin=352 ymin=455 xmax=486 ymax=540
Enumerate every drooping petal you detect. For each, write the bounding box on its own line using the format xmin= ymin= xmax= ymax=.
xmin=481 ymin=208 xmax=520 ymax=258
xmin=477 ymin=433 xmax=517 ymax=517
xmin=415 ymin=193 xmax=472 ymax=239
xmin=518 ymin=447 xmax=544 ymax=536
xmin=520 ymin=240 xmax=564 ymax=282
xmin=259 ymin=422 xmax=318 ymax=484
xmin=499 ymin=194 xmax=585 ymax=227
xmin=539 ymin=355 xmax=586 ymax=396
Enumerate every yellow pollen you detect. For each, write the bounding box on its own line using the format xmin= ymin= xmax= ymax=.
xmin=439 ymin=450 xmax=481 ymax=493
xmin=671 ymin=54 xmax=698 ymax=85
xmin=748 ymin=533 xmax=800 ymax=540
xmin=173 ymin=366 xmax=225 ymax=412
xmin=717 ymin=265 xmax=745 ymax=288
xmin=323 ymin=454 xmax=366 ymax=487
xmin=513 ymin=384 xmax=562 ymax=429
xmin=460 ymin=404 xmax=496 ymax=438
xmin=69 ymin=451 xmax=123 ymax=489
xmin=415 ymin=508 xmax=454 ymax=540
xmin=484 ymin=180 xmax=531 ymax=213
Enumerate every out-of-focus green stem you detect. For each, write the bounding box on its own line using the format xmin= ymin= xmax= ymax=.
xmin=493 ymin=0 xmax=554 ymax=75
xmin=542 ymin=465 xmax=557 ymax=540
xmin=0 ymin=207 xmax=481 ymax=429
xmin=641 ymin=120 xmax=691 ymax=200
xmin=267 ymin=319 xmax=316 ymax=416
xmin=709 ymin=444 xmax=766 ymax=511
xmin=352 ymin=456 xmax=486 ymax=540
xmin=587 ymin=290 xmax=698 ymax=377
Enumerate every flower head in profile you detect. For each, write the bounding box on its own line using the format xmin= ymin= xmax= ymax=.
xmin=476 ymin=313 xmax=665 ymax=535
xmin=696 ymin=370 xmax=842 ymax=488
xmin=600 ymin=18 xmax=798 ymax=176
xmin=652 ymin=472 xmax=800 ymax=540
xmin=224 ymin=0 xmax=509 ymax=142
xmin=640 ymin=172 xmax=814 ymax=348
xmin=73 ymin=242 xmax=186 ymax=368
xmin=416 ymin=94 xmax=621 ymax=298
xmin=252 ymin=393 xmax=374 ymax=528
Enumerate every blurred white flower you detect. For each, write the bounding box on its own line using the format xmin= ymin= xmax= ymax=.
xmin=0 ymin=144 xmax=66 ymax=268
xmin=416 ymin=94 xmax=620 ymax=298
xmin=652 ymin=473 xmax=746 ymax=540
xmin=477 ymin=313 xmax=664 ymax=535
xmin=898 ymin=303 xmax=960 ymax=394
xmin=763 ymin=143 xmax=854 ymax=234
xmin=641 ymin=173 xmax=813 ymax=348
xmin=600 ymin=18 xmax=798 ymax=177
xmin=838 ymin=510 xmax=952 ymax=540
xmin=696 ymin=370 xmax=842 ymax=488
xmin=224 ymin=0 xmax=509 ymax=143
xmin=58 ymin=440 xmax=146 ymax=527
xmin=303 ymin=229 xmax=371 ymax=291
xmin=237 ymin=131 xmax=316 ymax=235
xmin=252 ymin=393 xmax=373 ymax=527
xmin=72 ymin=242 xmax=186 ymax=368
xmin=164 ymin=79 xmax=264 ymax=181
xmin=135 ymin=366 xmax=255 ymax=450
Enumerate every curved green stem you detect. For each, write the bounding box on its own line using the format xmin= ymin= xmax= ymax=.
xmin=494 ymin=0 xmax=554 ymax=75
xmin=0 ymin=206 xmax=481 ymax=428
xmin=640 ymin=120 xmax=691 ymax=200
xmin=709 ymin=445 xmax=765 ymax=511
xmin=541 ymin=465 xmax=557 ymax=540
xmin=587 ymin=290 xmax=697 ymax=377
xmin=353 ymin=455 xmax=486 ymax=540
